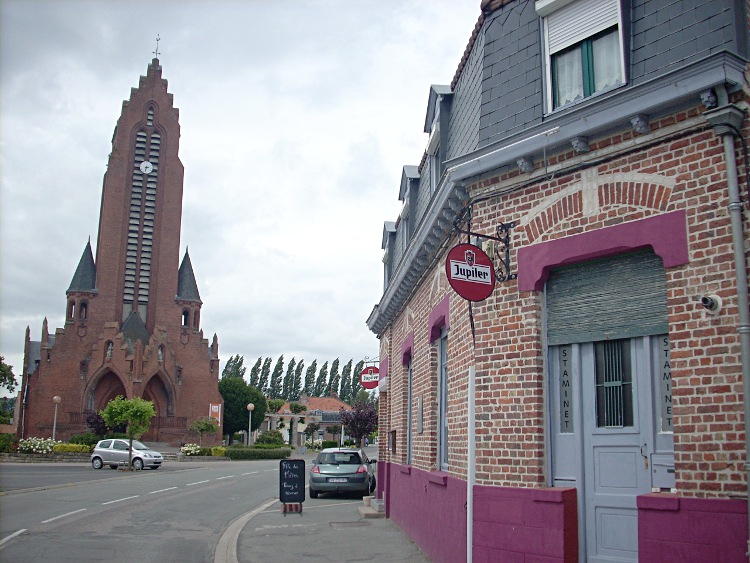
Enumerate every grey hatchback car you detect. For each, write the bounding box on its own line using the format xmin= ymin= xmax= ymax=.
xmin=309 ymin=448 xmax=376 ymax=498
xmin=91 ymin=438 xmax=163 ymax=470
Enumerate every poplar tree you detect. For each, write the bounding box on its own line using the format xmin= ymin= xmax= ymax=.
xmin=258 ymin=357 xmax=272 ymax=394
xmin=304 ymin=360 xmax=317 ymax=396
xmin=350 ymin=360 xmax=365 ymax=404
xmin=339 ymin=359 xmax=353 ymax=403
xmin=282 ymin=357 xmax=296 ymax=400
xmin=291 ymin=360 xmax=304 ymax=401
xmin=327 ymin=358 xmax=341 ymax=396
xmin=221 ymin=354 xmax=246 ymax=379
xmin=249 ymin=356 xmax=262 ymax=388
xmin=313 ymin=361 xmax=329 ymax=397
xmin=269 ymin=355 xmax=284 ymax=399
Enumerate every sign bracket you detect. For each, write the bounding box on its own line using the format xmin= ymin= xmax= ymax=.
xmin=452 ymin=219 xmax=517 ymax=283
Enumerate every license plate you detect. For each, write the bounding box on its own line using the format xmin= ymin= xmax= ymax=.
xmin=329 ymin=478 xmax=347 ymax=483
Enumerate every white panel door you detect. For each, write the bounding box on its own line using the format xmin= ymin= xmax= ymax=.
xmin=581 ymin=337 xmax=652 ymax=562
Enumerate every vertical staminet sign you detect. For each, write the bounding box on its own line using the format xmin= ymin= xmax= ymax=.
xmin=559 ymin=346 xmax=573 ymax=433
xmin=445 ymin=243 xmax=496 ymax=302
xmin=659 ymin=336 xmax=673 ymax=432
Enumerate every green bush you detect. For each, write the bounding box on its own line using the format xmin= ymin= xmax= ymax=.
xmin=211 ymin=446 xmax=226 ymax=457
xmin=321 ymin=440 xmax=338 ymax=449
xmin=53 ymin=443 xmax=91 ymax=453
xmin=0 ymin=433 xmax=18 ymax=453
xmin=255 ymin=429 xmax=285 ymax=445
xmin=68 ymin=433 xmax=100 ymax=446
xmin=225 ymin=446 xmax=291 ymax=460
xmin=252 ymin=442 xmax=287 ymax=450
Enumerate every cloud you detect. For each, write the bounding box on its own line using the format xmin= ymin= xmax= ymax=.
xmin=0 ymin=0 xmax=480 ymax=393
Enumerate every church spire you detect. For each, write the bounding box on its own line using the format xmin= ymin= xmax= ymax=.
xmin=67 ymin=239 xmax=96 ymax=293
xmin=177 ymin=248 xmax=201 ymax=303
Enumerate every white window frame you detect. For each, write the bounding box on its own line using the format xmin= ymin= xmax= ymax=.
xmin=538 ymin=0 xmax=626 ymax=111
xmin=406 ymin=356 xmax=413 ymax=464
xmin=437 ymin=327 xmax=448 ymax=470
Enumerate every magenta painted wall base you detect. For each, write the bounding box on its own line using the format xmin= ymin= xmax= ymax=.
xmin=638 ymin=494 xmax=748 ymax=562
xmin=384 ymin=462 xmax=578 ymax=563
xmin=473 ymin=485 xmax=578 ymax=562
xmin=382 ymin=463 xmax=749 ymax=561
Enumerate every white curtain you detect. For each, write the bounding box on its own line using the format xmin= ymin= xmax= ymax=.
xmin=555 ymin=48 xmax=583 ymax=107
xmin=593 ymin=30 xmax=622 ymax=92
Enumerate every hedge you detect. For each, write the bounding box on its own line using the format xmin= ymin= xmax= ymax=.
xmin=225 ymin=447 xmax=291 ymax=460
xmin=53 ymin=443 xmax=92 ymax=453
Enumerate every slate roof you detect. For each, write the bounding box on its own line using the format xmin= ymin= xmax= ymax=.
xmin=67 ymin=240 xmax=97 ymax=293
xmin=176 ymin=249 xmax=201 ymax=302
xmin=121 ymin=311 xmax=150 ymax=348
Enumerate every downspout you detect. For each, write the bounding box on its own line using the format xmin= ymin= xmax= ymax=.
xmin=704 ymin=92 xmax=750 ymax=556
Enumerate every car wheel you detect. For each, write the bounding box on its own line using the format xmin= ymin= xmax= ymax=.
xmin=369 ymin=477 xmax=376 ymax=493
xmin=309 ymin=488 xmax=318 ymax=498
xmin=92 ymin=457 xmax=103 ymax=470
xmin=132 ymin=458 xmax=144 ymax=471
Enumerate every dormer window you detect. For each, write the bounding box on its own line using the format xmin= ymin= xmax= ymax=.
xmin=538 ymin=0 xmax=625 ymax=110
xmin=401 ymin=206 xmax=410 ymax=253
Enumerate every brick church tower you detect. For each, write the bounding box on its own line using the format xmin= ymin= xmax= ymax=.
xmin=17 ymin=58 xmax=224 ymax=446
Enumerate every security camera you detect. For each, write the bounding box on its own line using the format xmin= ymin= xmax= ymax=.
xmin=700 ymin=295 xmax=722 ymax=314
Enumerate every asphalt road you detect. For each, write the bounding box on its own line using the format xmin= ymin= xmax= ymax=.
xmin=0 ymin=460 xmax=282 ymax=562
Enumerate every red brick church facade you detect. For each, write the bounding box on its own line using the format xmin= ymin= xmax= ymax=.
xmin=17 ymin=58 xmax=223 ymax=446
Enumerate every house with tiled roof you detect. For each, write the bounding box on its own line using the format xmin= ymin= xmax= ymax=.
xmin=268 ymin=394 xmax=352 ymax=446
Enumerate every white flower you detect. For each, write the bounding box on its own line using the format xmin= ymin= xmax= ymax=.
xmin=180 ymin=443 xmax=201 ymax=456
xmin=18 ymin=437 xmax=60 ymax=454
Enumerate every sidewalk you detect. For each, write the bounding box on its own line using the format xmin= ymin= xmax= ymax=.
xmin=231 ymin=447 xmax=430 ymax=563
xmin=235 ymin=495 xmax=430 ymax=563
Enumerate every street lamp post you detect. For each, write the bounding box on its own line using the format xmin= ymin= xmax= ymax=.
xmin=52 ymin=396 xmax=62 ymax=441
xmin=247 ymin=403 xmax=255 ymax=446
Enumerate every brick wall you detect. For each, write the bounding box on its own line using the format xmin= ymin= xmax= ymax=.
xmin=381 ymin=93 xmax=750 ymax=497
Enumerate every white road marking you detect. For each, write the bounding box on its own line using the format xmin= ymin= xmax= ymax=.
xmin=0 ymin=529 xmax=27 ymax=547
xmin=102 ymin=495 xmax=139 ymax=505
xmin=41 ymin=508 xmax=87 ymax=524
xmin=241 ymin=471 xmax=258 ymax=475
xmin=216 ymin=475 xmax=234 ymax=480
xmin=149 ymin=487 xmax=178 ymax=494
xmin=186 ymin=480 xmax=210 ymax=486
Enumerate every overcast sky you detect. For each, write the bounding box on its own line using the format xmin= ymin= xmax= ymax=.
xmin=0 ymin=0 xmax=480 ymax=396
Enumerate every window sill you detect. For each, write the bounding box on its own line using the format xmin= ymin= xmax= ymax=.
xmin=427 ymin=471 xmax=448 ymax=486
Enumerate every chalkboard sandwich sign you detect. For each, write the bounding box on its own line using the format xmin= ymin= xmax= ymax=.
xmin=279 ymin=459 xmax=305 ymax=515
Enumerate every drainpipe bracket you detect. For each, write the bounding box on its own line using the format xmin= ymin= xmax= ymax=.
xmin=704 ymin=104 xmax=745 ymax=136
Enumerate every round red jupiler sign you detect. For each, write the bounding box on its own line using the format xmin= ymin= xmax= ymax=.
xmin=445 ymin=243 xmax=496 ymax=302
xmin=360 ymin=366 xmax=380 ymax=390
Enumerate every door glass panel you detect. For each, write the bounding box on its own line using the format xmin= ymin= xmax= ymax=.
xmin=594 ymin=339 xmax=633 ymax=427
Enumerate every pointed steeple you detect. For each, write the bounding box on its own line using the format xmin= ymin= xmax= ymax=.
xmin=67 ymin=239 xmax=97 ymax=293
xmin=176 ymin=249 xmax=201 ymax=303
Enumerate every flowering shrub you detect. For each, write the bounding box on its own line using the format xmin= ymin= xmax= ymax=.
xmin=18 ymin=437 xmax=60 ymax=454
xmin=304 ymin=439 xmax=322 ymax=449
xmin=180 ymin=443 xmax=201 ymax=456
